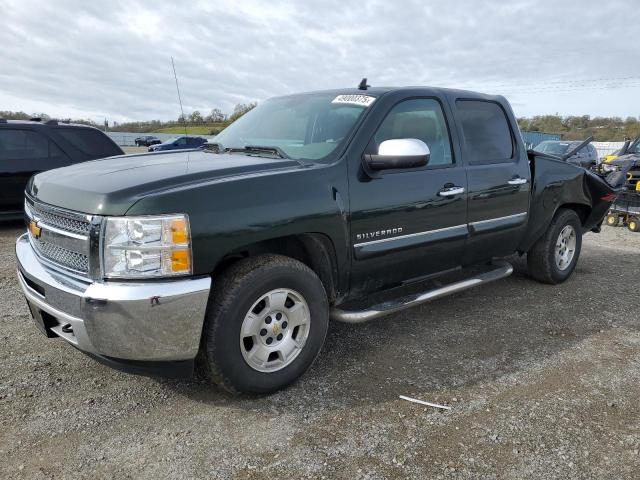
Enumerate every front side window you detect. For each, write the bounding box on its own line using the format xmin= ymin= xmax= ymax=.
xmin=368 ymin=98 xmax=453 ymax=167
xmin=213 ymin=93 xmax=370 ymax=161
xmin=456 ymin=100 xmax=514 ymax=164
xmin=0 ymin=129 xmax=49 ymax=160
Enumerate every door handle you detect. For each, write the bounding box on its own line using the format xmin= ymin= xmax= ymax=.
xmin=438 ymin=186 xmax=465 ymax=197
xmin=508 ymin=178 xmax=528 ymax=185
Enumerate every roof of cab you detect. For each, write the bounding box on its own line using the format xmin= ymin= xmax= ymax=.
xmin=277 ymin=85 xmax=506 ymax=103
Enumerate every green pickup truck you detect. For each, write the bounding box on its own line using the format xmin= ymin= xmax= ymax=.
xmin=16 ymin=85 xmax=614 ymax=394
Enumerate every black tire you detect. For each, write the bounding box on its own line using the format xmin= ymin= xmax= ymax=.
xmin=606 ymin=214 xmax=620 ymax=227
xmin=200 ymin=254 xmax=329 ymax=394
xmin=628 ymin=217 xmax=640 ymax=232
xmin=527 ymin=209 xmax=583 ymax=284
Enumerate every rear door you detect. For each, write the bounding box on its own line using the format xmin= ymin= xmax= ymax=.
xmin=449 ymin=98 xmax=531 ymax=265
xmin=348 ymin=95 xmax=468 ymax=295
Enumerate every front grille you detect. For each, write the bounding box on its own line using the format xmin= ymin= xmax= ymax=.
xmin=33 ymin=239 xmax=89 ymax=272
xmin=25 ymin=197 xmax=95 ymax=276
xmin=28 ymin=202 xmax=91 ymax=235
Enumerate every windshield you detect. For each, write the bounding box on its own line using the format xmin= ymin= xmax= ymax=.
xmin=212 ymin=93 xmax=371 ymax=160
xmin=534 ymin=141 xmax=571 ymax=155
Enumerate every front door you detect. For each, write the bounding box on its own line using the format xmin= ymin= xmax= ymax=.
xmin=348 ymin=97 xmax=468 ymax=296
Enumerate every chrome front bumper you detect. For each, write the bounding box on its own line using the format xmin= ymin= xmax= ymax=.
xmin=16 ymin=233 xmax=211 ymax=362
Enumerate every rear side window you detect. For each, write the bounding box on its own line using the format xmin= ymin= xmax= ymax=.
xmin=0 ymin=129 xmax=50 ymax=160
xmin=56 ymin=128 xmax=121 ymax=158
xmin=456 ymin=100 xmax=514 ymax=164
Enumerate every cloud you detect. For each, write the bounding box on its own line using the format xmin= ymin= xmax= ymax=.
xmin=1 ymin=0 xmax=638 ymax=122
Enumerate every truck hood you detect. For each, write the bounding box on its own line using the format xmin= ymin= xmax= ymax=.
xmin=29 ymin=150 xmax=304 ymax=215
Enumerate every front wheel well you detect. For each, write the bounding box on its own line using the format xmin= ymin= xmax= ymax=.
xmin=210 ymin=234 xmax=340 ymax=304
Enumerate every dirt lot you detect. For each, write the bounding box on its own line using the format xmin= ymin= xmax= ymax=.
xmin=1 ymin=223 xmax=639 ymax=479
xmin=121 ymin=146 xmax=149 ymax=154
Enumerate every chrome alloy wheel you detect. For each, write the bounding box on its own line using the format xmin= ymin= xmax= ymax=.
xmin=240 ymin=288 xmax=311 ymax=372
xmin=555 ymin=225 xmax=577 ymax=271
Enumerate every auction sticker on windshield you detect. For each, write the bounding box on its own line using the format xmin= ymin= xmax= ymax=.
xmin=331 ymin=94 xmax=376 ymax=107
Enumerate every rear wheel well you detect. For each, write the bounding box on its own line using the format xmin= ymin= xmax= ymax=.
xmin=557 ymin=203 xmax=590 ymax=226
xmin=211 ymin=234 xmax=340 ymax=304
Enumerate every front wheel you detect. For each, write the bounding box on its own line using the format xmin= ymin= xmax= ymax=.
xmin=200 ymin=254 xmax=329 ymax=394
xmin=527 ymin=209 xmax=583 ymax=284
xmin=628 ymin=217 xmax=640 ymax=232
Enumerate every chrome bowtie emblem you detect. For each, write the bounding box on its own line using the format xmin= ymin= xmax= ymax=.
xmin=29 ymin=220 xmax=42 ymax=239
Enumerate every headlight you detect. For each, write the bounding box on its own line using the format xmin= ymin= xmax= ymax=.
xmin=102 ymin=214 xmax=192 ymax=278
xmin=602 ymin=164 xmax=619 ymax=173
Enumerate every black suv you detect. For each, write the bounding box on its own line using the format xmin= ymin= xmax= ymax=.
xmin=134 ymin=135 xmax=161 ymax=147
xmin=0 ymin=119 xmax=124 ymax=219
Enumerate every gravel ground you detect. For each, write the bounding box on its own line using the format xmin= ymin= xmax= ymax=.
xmin=121 ymin=146 xmax=149 ymax=154
xmin=1 ymin=223 xmax=639 ymax=479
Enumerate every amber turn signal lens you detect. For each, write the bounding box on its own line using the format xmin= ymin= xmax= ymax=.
xmin=171 ymin=249 xmax=190 ymax=272
xmin=170 ymin=218 xmax=189 ymax=244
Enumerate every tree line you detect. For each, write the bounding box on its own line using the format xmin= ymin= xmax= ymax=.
xmin=0 ymin=102 xmax=258 ymax=135
xmin=517 ymin=115 xmax=640 ymax=142
xmin=2 ymin=107 xmax=639 ymax=141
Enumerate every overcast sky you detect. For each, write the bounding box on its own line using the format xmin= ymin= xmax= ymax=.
xmin=1 ymin=0 xmax=639 ymax=123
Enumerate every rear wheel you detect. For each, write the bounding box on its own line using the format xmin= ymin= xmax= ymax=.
xmin=200 ymin=254 xmax=329 ymax=394
xmin=527 ymin=209 xmax=583 ymax=284
xmin=606 ymin=214 xmax=620 ymax=227
xmin=628 ymin=217 xmax=640 ymax=232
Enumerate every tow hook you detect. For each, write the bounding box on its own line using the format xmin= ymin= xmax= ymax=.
xmin=61 ymin=324 xmax=73 ymax=334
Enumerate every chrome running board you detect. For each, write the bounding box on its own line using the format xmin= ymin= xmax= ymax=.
xmin=330 ymin=260 xmax=513 ymax=324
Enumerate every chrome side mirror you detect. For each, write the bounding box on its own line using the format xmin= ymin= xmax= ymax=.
xmin=365 ymin=138 xmax=430 ymax=171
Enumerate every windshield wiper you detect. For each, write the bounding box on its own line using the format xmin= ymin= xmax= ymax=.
xmin=227 ymin=145 xmax=289 ymax=159
xmin=202 ymin=142 xmax=223 ymax=153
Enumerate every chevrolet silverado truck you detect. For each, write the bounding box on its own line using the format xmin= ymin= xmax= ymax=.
xmin=16 ymin=85 xmax=615 ymax=394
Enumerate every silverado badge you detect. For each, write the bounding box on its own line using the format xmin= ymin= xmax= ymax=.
xmin=356 ymin=227 xmax=403 ymax=242
xmin=29 ymin=220 xmax=42 ymax=239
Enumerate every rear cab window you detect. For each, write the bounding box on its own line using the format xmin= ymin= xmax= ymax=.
xmin=456 ymin=100 xmax=515 ymax=164
xmin=56 ymin=127 xmax=122 ymax=158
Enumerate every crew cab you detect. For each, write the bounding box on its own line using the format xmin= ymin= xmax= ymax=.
xmin=16 ymin=86 xmax=614 ymax=394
